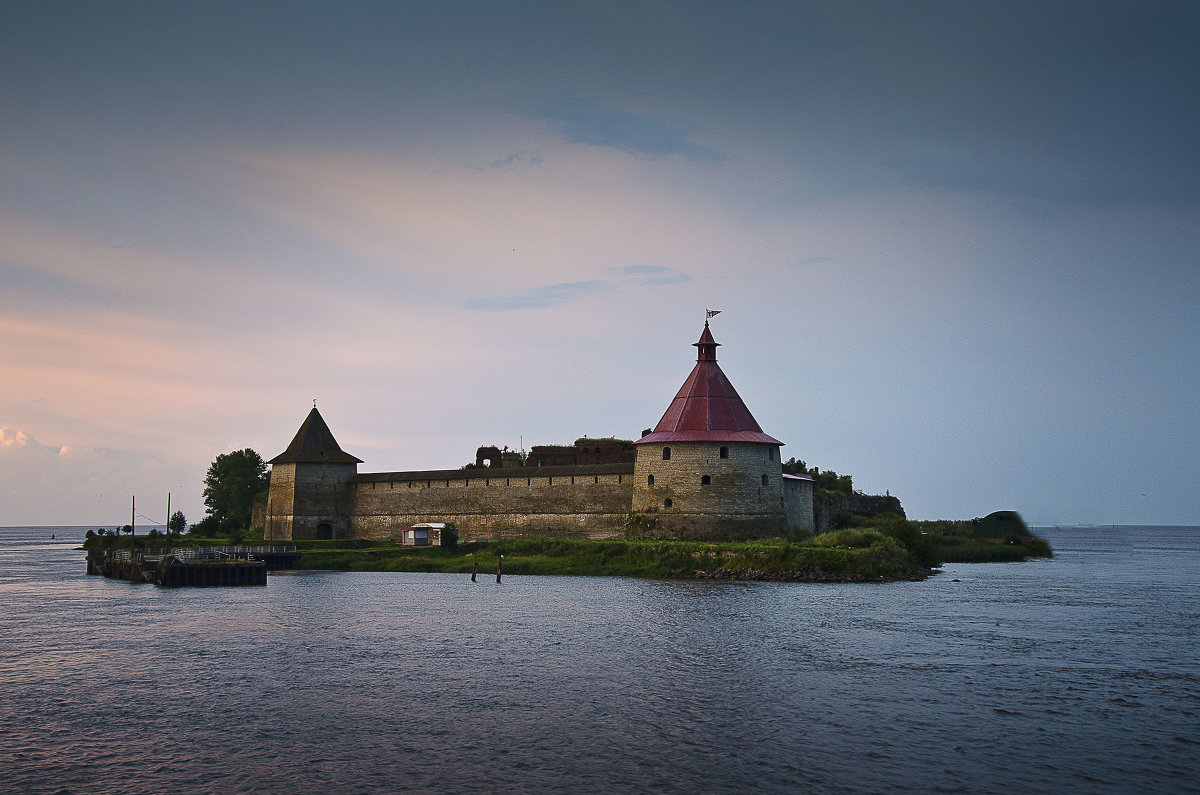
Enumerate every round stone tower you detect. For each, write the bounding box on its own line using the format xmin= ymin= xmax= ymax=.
xmin=631 ymin=321 xmax=788 ymax=540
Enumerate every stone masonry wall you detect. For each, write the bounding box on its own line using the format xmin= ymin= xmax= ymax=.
xmin=349 ymin=466 xmax=634 ymax=541
xmin=631 ymin=441 xmax=788 ymax=540
xmin=265 ymin=461 xmax=357 ymax=540
xmin=783 ymin=477 xmax=815 ymax=532
xmin=813 ymin=493 xmax=906 ymax=532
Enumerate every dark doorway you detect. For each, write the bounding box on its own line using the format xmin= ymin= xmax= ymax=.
xmin=316 ymin=522 xmax=333 ymax=540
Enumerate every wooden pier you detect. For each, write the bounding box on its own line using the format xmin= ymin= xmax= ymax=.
xmin=87 ymin=545 xmax=300 ymax=587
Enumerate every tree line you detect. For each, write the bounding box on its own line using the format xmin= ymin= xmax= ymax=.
xmin=782 ymin=457 xmax=854 ymax=495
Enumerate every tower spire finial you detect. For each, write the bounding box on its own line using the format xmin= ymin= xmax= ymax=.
xmin=694 ymin=318 xmax=721 ymax=362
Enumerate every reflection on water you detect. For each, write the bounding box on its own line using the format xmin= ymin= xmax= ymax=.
xmin=1 ymin=526 xmax=1198 ymax=793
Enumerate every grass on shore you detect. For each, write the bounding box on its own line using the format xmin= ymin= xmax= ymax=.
xmin=83 ymin=512 xmax=1051 ymax=581
xmin=289 ymin=535 xmax=930 ymax=581
xmin=926 ymin=532 xmax=1052 ymax=562
xmin=911 ymin=516 xmax=1052 ymax=563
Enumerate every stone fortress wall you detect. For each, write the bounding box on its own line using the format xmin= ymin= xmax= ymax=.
xmin=348 ymin=464 xmax=634 ymax=541
xmin=813 ymin=493 xmax=905 ymax=532
xmin=632 ymin=441 xmax=790 ymax=540
xmin=264 ymin=460 xmax=355 ymax=542
xmin=263 ymin=321 xmax=822 ymax=542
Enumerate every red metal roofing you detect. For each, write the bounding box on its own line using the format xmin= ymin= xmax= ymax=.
xmin=634 ymin=322 xmax=783 ymax=446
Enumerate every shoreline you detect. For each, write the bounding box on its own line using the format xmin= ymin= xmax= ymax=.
xmin=77 ymin=523 xmax=1052 ymax=584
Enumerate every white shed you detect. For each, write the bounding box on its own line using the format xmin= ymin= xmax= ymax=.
xmin=401 ymin=523 xmax=456 ymax=547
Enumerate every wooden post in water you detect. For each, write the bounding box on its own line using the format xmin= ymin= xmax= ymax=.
xmin=496 ymin=554 xmax=503 ymax=583
xmin=471 ymin=562 xmax=477 ymax=582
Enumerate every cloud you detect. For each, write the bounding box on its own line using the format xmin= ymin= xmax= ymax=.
xmin=515 ymin=97 xmax=723 ymax=162
xmin=465 ymin=150 xmax=545 ymax=172
xmin=619 ymin=264 xmax=691 ymax=285
xmin=0 ymin=427 xmax=179 ymax=526
xmin=793 ymin=256 xmax=831 ymax=267
xmin=462 ymin=280 xmax=609 ymax=311
xmin=1 ymin=428 xmax=30 ymax=448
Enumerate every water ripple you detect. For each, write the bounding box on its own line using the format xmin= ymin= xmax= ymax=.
xmin=0 ymin=527 xmax=1198 ymax=793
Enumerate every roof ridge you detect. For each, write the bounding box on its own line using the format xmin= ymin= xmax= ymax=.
xmin=268 ymin=407 xmax=363 ymax=464
xmin=634 ymin=323 xmax=782 ymax=446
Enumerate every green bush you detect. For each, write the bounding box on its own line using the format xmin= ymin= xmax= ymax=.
xmin=810 ymin=528 xmax=888 ymax=548
xmin=910 ymin=517 xmax=1052 ymax=562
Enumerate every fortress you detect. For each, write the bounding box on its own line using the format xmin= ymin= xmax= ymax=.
xmin=262 ymin=321 xmax=815 ymax=542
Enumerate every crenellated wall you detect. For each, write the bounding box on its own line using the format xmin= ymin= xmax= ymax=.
xmin=348 ymin=464 xmax=634 ymax=541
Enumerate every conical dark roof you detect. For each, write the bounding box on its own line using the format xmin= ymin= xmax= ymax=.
xmin=268 ymin=407 xmax=363 ymax=464
xmin=634 ymin=322 xmax=783 ymax=446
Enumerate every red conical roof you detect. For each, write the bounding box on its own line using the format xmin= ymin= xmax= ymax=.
xmin=634 ymin=322 xmax=783 ymax=446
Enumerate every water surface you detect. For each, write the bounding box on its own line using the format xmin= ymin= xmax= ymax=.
xmin=1 ymin=526 xmax=1197 ymax=793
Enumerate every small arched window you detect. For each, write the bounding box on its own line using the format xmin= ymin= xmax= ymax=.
xmin=662 ymin=447 xmax=671 ymax=460
xmin=701 ymin=475 xmax=711 ymax=486
xmin=762 ymin=474 xmax=769 ymax=486
xmin=647 ymin=474 xmax=655 ymax=486
xmin=720 ymin=446 xmax=728 ymax=459
xmin=664 ymin=498 xmax=673 ymax=508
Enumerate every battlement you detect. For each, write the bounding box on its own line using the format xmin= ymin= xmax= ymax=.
xmin=263 ymin=320 xmax=813 ymax=542
xmin=473 ymin=440 xmax=636 ymax=469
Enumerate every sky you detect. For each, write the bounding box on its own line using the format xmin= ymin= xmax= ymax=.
xmin=2 ymin=0 xmax=1198 ymax=528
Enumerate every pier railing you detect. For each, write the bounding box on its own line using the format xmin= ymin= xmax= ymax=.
xmin=107 ymin=545 xmax=298 ymax=563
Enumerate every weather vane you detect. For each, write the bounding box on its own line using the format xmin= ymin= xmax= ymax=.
xmin=706 ymin=308 xmax=722 ymax=320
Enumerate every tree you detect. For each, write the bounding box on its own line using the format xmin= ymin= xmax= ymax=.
xmin=783 ymin=457 xmax=853 ymax=495
xmin=168 ymin=510 xmax=187 ymax=535
xmin=202 ymin=449 xmax=268 ymax=534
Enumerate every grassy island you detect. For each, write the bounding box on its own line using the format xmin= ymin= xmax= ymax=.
xmin=273 ymin=512 xmax=1050 ymax=581
xmin=83 ymin=511 xmax=1051 ymax=582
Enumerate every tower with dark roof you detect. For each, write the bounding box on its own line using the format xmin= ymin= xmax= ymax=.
xmin=631 ymin=322 xmax=792 ymax=539
xmin=265 ymin=406 xmax=362 ymax=540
